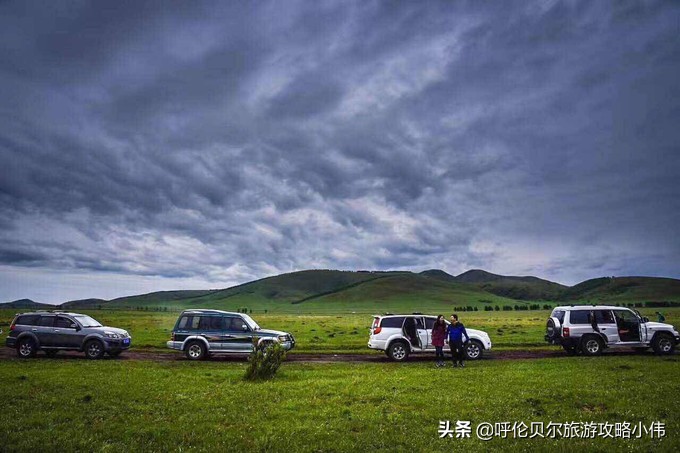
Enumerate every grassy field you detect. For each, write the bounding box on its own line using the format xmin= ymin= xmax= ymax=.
xmin=2 ymin=308 xmax=678 ymax=354
xmin=0 ymin=356 xmax=678 ymax=451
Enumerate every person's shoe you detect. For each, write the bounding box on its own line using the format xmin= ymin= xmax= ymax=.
xmin=452 ymin=362 xmax=458 ymax=368
xmin=459 ymin=362 xmax=465 ymax=368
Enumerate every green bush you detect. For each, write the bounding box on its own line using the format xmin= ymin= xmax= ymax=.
xmin=244 ymin=341 xmax=287 ymax=381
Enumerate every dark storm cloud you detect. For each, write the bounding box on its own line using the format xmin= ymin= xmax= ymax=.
xmin=1 ymin=0 xmax=679 ymax=302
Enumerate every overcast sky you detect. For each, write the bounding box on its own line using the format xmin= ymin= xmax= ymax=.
xmin=1 ymin=1 xmax=679 ymax=303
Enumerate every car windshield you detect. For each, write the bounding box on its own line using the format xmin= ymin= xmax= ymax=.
xmin=74 ymin=315 xmax=102 ymax=328
xmin=240 ymin=314 xmax=260 ymax=330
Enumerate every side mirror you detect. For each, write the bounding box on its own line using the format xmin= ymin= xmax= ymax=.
xmin=642 ymin=317 xmax=649 ymax=323
xmin=242 ymin=324 xmax=248 ymax=332
xmin=75 ymin=325 xmax=81 ymax=331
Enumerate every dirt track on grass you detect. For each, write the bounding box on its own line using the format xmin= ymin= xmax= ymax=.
xmin=0 ymin=347 xmax=675 ymax=363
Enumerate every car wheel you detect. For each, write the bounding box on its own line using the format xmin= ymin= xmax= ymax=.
xmin=652 ymin=333 xmax=675 ymax=355
xmin=387 ymin=341 xmax=409 ymax=362
xmin=185 ymin=341 xmax=207 ymax=360
xmin=17 ymin=338 xmax=37 ymax=358
xmin=465 ymin=340 xmax=484 ymax=360
xmin=580 ymin=336 xmax=603 ymax=356
xmin=85 ymin=340 xmax=105 ymax=360
xmin=562 ymin=344 xmax=578 ymax=355
xmin=45 ymin=350 xmax=58 ymax=358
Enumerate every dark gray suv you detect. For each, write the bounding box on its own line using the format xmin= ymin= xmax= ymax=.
xmin=167 ymin=309 xmax=295 ymax=360
xmin=5 ymin=312 xmax=131 ymax=359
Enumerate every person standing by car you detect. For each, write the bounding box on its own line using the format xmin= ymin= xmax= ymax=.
xmin=656 ymin=311 xmax=666 ymax=323
xmin=431 ymin=315 xmax=447 ymax=367
xmin=447 ymin=314 xmax=469 ymax=368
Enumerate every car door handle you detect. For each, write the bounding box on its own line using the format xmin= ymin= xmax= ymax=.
xmin=31 ymin=328 xmax=38 ymax=332
xmin=54 ymin=329 xmax=61 ymax=333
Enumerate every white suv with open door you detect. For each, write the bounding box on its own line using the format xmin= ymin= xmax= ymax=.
xmin=368 ymin=314 xmax=492 ymax=361
xmin=545 ymin=305 xmax=679 ymax=355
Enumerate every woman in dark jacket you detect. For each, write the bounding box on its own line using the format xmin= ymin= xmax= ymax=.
xmin=431 ymin=315 xmax=447 ymax=367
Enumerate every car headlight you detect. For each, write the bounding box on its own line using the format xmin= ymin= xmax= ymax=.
xmin=278 ymin=335 xmax=289 ymax=342
xmin=104 ymin=332 xmax=121 ymax=339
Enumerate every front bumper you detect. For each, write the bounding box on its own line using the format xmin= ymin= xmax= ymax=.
xmin=104 ymin=337 xmax=131 ymax=351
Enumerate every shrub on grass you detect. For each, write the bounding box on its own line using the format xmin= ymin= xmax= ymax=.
xmin=244 ymin=341 xmax=286 ymax=381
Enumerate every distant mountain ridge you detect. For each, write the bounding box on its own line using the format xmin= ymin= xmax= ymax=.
xmin=1 ymin=269 xmax=678 ymax=310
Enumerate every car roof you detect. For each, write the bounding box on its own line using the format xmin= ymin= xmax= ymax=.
xmin=17 ymin=311 xmax=83 ymax=316
xmin=179 ymin=309 xmax=242 ymax=316
xmin=553 ymin=305 xmax=633 ymax=311
xmin=374 ymin=314 xmax=436 ymax=318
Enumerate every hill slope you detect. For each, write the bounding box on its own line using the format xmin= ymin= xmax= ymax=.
xmin=453 ymin=269 xmax=567 ymax=300
xmin=559 ymin=276 xmax=680 ymax=303
xmin=0 ymin=299 xmax=53 ymax=310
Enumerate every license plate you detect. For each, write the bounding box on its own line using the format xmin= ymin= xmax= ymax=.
xmin=123 ymin=339 xmax=130 ymax=345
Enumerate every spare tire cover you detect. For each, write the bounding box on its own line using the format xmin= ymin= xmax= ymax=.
xmin=546 ymin=317 xmax=561 ymax=339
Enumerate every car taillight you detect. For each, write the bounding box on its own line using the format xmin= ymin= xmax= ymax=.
xmin=563 ymin=327 xmax=570 ymax=337
xmin=9 ymin=323 xmax=15 ymax=331
xmin=171 ymin=332 xmax=175 ymax=341
xmin=373 ymin=327 xmax=382 ymax=334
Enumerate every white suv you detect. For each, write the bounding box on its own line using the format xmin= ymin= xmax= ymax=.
xmin=368 ymin=314 xmax=492 ymax=361
xmin=545 ymin=305 xmax=679 ymax=355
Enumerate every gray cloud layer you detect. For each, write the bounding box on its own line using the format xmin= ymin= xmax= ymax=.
xmin=1 ymin=1 xmax=679 ymax=302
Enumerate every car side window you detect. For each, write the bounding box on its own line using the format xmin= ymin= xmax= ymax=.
xmin=55 ymin=316 xmax=76 ymax=328
xmin=223 ymin=317 xmax=247 ymax=331
xmin=569 ymin=311 xmax=590 ymax=324
xmin=380 ymin=317 xmax=405 ymax=328
xmin=425 ymin=318 xmax=435 ymax=329
xmin=182 ymin=316 xmax=201 ymax=330
xmin=198 ymin=316 xmax=219 ymax=330
xmin=209 ymin=316 xmax=222 ymax=330
xmin=37 ymin=316 xmax=55 ymax=327
xmin=16 ymin=315 xmax=40 ymax=326
xmin=177 ymin=316 xmax=190 ymax=329
xmin=595 ymin=310 xmax=614 ymax=323
xmin=414 ymin=317 xmax=424 ymax=329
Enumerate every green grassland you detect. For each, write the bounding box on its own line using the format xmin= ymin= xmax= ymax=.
xmin=0 ymin=356 xmax=678 ymax=451
xmin=2 ymin=308 xmax=678 ymax=354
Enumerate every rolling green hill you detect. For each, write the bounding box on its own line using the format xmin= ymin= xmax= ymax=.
xmin=35 ymin=268 xmax=680 ymax=314
xmin=0 ymin=299 xmax=54 ymax=310
xmin=558 ymin=276 xmax=680 ymax=303
xmin=453 ymin=269 xmax=567 ymax=301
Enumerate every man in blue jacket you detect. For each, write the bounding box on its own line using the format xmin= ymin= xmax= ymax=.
xmin=447 ymin=313 xmax=469 ymax=367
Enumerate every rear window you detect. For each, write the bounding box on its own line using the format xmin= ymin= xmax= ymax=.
xmin=553 ymin=310 xmax=565 ymax=324
xmin=380 ymin=317 xmax=405 ymax=328
xmin=15 ymin=315 xmax=40 ymax=326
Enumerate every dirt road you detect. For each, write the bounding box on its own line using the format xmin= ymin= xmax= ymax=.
xmin=1 ymin=347 xmax=673 ymax=363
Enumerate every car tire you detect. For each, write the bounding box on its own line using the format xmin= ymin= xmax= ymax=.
xmin=84 ymin=340 xmax=105 ymax=360
xmin=45 ymin=350 xmax=58 ymax=358
xmin=580 ymin=335 xmax=604 ymax=356
xmin=17 ymin=338 xmax=37 ymax=358
xmin=185 ymin=341 xmax=207 ymax=360
xmin=387 ymin=341 xmax=410 ymax=362
xmin=652 ymin=333 xmax=675 ymax=355
xmin=464 ymin=340 xmax=484 ymax=360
